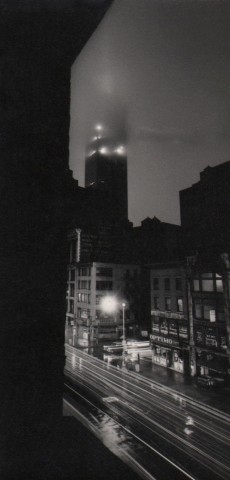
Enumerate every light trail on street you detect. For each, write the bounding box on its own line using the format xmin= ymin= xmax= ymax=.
xmin=64 ymin=345 xmax=230 ymax=480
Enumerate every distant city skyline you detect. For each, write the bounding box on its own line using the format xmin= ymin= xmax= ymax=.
xmin=69 ymin=0 xmax=230 ymax=226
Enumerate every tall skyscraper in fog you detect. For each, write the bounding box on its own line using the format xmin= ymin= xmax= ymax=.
xmin=85 ymin=133 xmax=128 ymax=219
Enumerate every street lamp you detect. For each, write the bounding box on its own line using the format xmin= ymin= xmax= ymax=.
xmin=121 ymin=302 xmax=126 ymax=344
xmin=121 ymin=302 xmax=126 ymax=366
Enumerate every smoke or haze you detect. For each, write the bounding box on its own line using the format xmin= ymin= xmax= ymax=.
xmin=69 ymin=0 xmax=230 ymax=226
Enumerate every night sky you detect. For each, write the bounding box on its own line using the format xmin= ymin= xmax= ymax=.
xmin=69 ymin=0 xmax=230 ymax=226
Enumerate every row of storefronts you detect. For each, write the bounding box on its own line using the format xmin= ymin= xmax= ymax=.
xmin=149 ymin=256 xmax=230 ymax=380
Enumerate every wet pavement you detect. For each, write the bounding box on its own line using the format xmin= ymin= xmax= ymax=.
xmin=138 ymin=357 xmax=230 ymax=415
xmin=78 ymin=343 xmax=230 ymax=415
xmin=64 ymin=345 xmax=230 ymax=480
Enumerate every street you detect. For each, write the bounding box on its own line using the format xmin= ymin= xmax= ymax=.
xmin=64 ymin=345 xmax=230 ymax=480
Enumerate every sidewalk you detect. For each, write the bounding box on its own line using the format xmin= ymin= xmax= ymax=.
xmin=139 ymin=357 xmax=230 ymax=415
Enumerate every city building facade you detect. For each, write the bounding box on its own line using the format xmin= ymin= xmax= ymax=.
xmin=149 ymin=262 xmax=190 ymax=375
xmin=85 ymin=137 xmax=128 ymax=220
xmin=186 ymin=253 xmax=230 ymax=381
xmin=66 ymin=260 xmax=140 ymax=346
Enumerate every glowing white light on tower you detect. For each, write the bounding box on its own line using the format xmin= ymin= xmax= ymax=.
xmin=95 ymin=124 xmax=102 ymax=131
xmin=99 ymin=147 xmax=108 ymax=154
xmin=116 ymin=145 xmax=125 ymax=155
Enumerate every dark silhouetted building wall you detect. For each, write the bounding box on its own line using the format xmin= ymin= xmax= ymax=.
xmin=0 ymin=1 xmax=112 ymax=477
xmin=180 ymin=160 xmax=230 ymax=251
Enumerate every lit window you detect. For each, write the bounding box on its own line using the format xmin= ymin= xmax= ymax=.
xmin=165 ymin=297 xmax=171 ymax=311
xmin=153 ymin=296 xmax=160 ymax=310
xmin=216 ymin=274 xmax=223 ymax=292
xmin=203 ymin=299 xmax=216 ymax=321
xmin=177 ymin=298 xmax=183 ymax=312
xmin=201 ymin=278 xmax=214 ymax=292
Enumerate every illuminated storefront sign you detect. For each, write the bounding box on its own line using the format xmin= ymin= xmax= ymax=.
xmin=151 ymin=310 xmax=185 ymax=320
xmin=150 ymin=334 xmax=179 ymax=347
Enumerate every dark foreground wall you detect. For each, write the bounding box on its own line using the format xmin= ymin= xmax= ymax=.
xmin=0 ymin=1 xmax=112 ymax=476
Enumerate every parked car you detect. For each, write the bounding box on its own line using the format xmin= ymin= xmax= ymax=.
xmin=196 ymin=375 xmax=216 ymax=388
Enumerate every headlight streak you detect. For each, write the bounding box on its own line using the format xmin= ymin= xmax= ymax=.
xmin=65 ymin=347 xmax=230 ymax=478
xmin=65 ymin=367 xmax=230 ymax=476
xmin=64 ymin=387 xmax=197 ymax=480
xmin=65 ymin=348 xmax=230 ymax=439
xmin=65 ymin=345 xmax=229 ymax=422
xmin=65 ymin=350 xmax=230 ymax=445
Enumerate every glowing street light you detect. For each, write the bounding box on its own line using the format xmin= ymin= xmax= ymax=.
xmin=100 ymin=296 xmax=118 ymax=314
xmin=121 ymin=302 xmax=126 ymax=344
xmin=101 ymin=296 xmax=127 ymax=366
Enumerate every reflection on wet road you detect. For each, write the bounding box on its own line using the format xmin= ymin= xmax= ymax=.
xmin=64 ymin=345 xmax=230 ymax=480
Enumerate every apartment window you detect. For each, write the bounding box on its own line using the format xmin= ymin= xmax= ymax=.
xmin=203 ymin=299 xmax=216 ymax=321
xmin=96 ymin=281 xmax=113 ymax=291
xmin=201 ymin=273 xmax=214 ymax=292
xmin=165 ymin=297 xmax=171 ymax=311
xmin=176 ymin=277 xmax=182 ymax=291
xmin=153 ymin=296 xmax=160 ymax=310
xmin=193 ymin=273 xmax=223 ymax=293
xmin=70 ymin=270 xmax=75 ymax=281
xmin=164 ymin=278 xmax=170 ymax=291
xmin=215 ymin=274 xmax=223 ymax=292
xmin=69 ymin=300 xmax=74 ymax=314
xmin=193 ymin=298 xmax=223 ymax=322
xmin=177 ymin=297 xmax=183 ymax=312
xmin=78 ymin=267 xmax=91 ymax=276
xmin=96 ymin=267 xmax=113 ymax=277
xmin=78 ymin=280 xmax=90 ymax=289
xmin=77 ymin=293 xmax=90 ymax=304
xmin=153 ymin=278 xmax=159 ymax=290
xmin=70 ymin=284 xmax=75 ymax=297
